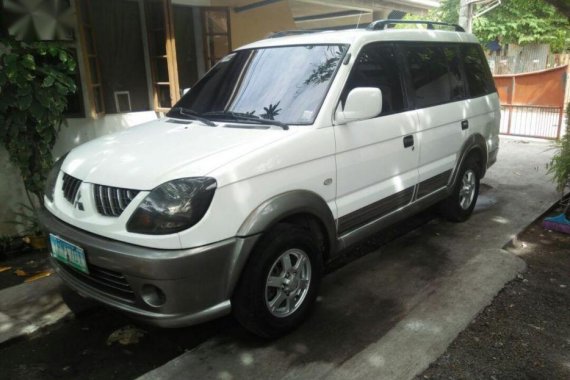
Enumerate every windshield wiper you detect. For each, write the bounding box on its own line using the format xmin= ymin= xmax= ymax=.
xmin=168 ymin=107 xmax=216 ymax=127
xmin=203 ymin=111 xmax=289 ymax=130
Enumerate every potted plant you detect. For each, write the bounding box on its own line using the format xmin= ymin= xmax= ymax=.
xmin=0 ymin=37 xmax=76 ymax=242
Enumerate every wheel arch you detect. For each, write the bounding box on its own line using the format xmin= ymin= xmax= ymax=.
xmin=226 ymin=190 xmax=336 ymax=299
xmin=451 ymin=134 xmax=488 ymax=188
xmin=236 ymin=190 xmax=337 ymax=255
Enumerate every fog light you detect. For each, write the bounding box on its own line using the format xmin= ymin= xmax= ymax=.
xmin=141 ymin=284 xmax=166 ymax=307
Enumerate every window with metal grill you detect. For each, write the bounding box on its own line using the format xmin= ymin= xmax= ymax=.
xmin=62 ymin=173 xmax=82 ymax=204
xmin=94 ymin=184 xmax=139 ymax=217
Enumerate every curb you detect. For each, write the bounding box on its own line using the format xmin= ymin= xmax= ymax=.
xmin=0 ymin=275 xmax=71 ymax=346
xmin=328 ymin=249 xmax=526 ymax=380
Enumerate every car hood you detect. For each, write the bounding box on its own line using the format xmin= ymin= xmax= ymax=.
xmin=61 ymin=118 xmax=289 ymax=190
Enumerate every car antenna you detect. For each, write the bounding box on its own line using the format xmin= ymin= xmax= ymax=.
xmin=355 ymin=11 xmax=363 ymax=29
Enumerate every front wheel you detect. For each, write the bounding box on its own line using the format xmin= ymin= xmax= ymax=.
xmin=440 ymin=158 xmax=480 ymax=222
xmin=232 ymin=223 xmax=323 ymax=338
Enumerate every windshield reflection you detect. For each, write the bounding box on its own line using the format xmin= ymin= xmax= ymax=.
xmin=170 ymin=44 xmax=348 ymax=125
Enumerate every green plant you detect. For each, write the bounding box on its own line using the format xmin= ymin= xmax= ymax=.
xmin=473 ymin=0 xmax=570 ymax=52
xmin=404 ymin=0 xmax=460 ymax=25
xmin=0 ymin=37 xmax=76 ymax=210
xmin=548 ymin=104 xmax=570 ymax=198
xmin=405 ymin=0 xmax=570 ymax=53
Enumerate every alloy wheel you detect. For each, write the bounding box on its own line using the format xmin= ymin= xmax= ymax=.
xmin=265 ymin=248 xmax=312 ymax=318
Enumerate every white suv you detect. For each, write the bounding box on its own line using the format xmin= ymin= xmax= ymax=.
xmin=41 ymin=20 xmax=500 ymax=337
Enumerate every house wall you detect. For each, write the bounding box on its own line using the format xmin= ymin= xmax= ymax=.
xmin=229 ymin=1 xmax=296 ymax=49
xmin=0 ymin=148 xmax=28 ymax=236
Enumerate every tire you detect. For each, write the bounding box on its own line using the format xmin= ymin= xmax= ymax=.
xmin=232 ymin=223 xmax=323 ymax=338
xmin=440 ymin=157 xmax=481 ymax=222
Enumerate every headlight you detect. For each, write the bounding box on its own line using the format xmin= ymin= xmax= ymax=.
xmin=127 ymin=177 xmax=217 ymax=235
xmin=44 ymin=153 xmax=68 ymax=202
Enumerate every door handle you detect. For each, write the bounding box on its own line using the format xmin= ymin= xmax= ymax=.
xmin=403 ymin=135 xmax=414 ymax=148
xmin=461 ymin=120 xmax=469 ymax=130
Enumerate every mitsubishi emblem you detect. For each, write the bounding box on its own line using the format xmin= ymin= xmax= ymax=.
xmin=74 ymin=190 xmax=85 ymax=211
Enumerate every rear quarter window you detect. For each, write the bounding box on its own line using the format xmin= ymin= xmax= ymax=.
xmin=461 ymin=44 xmax=496 ymax=98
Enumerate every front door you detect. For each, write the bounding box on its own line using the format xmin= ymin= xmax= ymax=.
xmin=334 ymin=43 xmax=420 ymax=235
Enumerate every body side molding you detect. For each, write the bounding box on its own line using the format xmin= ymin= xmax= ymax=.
xmin=337 ymin=134 xmax=488 ymax=252
xmin=338 ymin=188 xmax=448 ymax=251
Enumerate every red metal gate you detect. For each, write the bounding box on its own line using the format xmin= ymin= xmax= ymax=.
xmin=494 ymin=66 xmax=567 ymax=139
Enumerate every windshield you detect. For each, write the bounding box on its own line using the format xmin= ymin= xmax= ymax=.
xmin=169 ymin=44 xmax=348 ymax=125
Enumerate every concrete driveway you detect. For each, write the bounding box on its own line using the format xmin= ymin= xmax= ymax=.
xmin=141 ymin=136 xmax=559 ymax=380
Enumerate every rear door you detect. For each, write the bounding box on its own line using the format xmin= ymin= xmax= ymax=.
xmin=334 ymin=43 xmax=420 ymax=235
xmin=401 ymin=43 xmax=467 ymax=199
xmin=460 ymin=44 xmax=500 ymax=158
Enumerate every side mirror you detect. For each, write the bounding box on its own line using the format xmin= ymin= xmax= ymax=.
xmin=182 ymin=88 xmax=191 ymax=95
xmin=335 ymin=87 xmax=382 ymax=125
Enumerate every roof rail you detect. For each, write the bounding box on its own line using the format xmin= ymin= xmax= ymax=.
xmin=267 ymin=30 xmax=323 ymax=39
xmin=367 ymin=19 xmax=465 ymax=32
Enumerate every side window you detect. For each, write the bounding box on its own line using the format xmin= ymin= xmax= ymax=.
xmin=443 ymin=46 xmax=466 ymax=101
xmin=341 ymin=44 xmax=405 ymax=117
xmin=461 ymin=44 xmax=496 ymax=98
xmin=404 ymin=45 xmax=453 ymax=108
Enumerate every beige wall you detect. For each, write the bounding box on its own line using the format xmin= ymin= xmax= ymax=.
xmin=0 ymin=148 xmax=28 ymax=236
xmin=229 ymin=1 xmax=296 ymax=49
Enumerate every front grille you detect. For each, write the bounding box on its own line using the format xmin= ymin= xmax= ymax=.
xmin=94 ymin=184 xmax=140 ymax=217
xmin=62 ymin=173 xmax=82 ymax=204
xmin=57 ymin=261 xmax=136 ymax=302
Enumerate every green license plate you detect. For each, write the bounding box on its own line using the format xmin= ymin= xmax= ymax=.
xmin=49 ymin=234 xmax=89 ymax=274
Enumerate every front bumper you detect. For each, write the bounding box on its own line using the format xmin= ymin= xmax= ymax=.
xmin=39 ymin=209 xmax=259 ymax=327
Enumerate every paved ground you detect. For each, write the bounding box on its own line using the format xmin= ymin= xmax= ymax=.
xmin=0 ymin=249 xmax=50 ymax=290
xmin=420 ymin=202 xmax=570 ymax=379
xmin=0 ymin=136 xmax=560 ymax=380
xmin=0 ymin=276 xmax=70 ymax=345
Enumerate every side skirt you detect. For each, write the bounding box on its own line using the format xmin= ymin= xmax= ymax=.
xmin=336 ymin=186 xmax=450 ymax=252
xmin=337 ymin=187 xmax=415 ymax=235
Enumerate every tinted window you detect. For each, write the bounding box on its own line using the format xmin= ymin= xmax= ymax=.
xmin=404 ymin=45 xmax=454 ymax=108
xmin=461 ymin=44 xmax=495 ymax=98
xmin=172 ymin=44 xmax=347 ymax=125
xmin=341 ymin=44 xmax=405 ymax=116
xmin=443 ymin=46 xmax=466 ymax=101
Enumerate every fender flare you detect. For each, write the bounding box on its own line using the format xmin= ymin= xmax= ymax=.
xmin=237 ymin=190 xmax=337 ymax=252
xmin=225 ymin=191 xmax=337 ymax=298
xmin=451 ymin=134 xmax=488 ymax=187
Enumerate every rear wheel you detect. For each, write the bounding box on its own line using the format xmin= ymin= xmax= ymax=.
xmin=440 ymin=157 xmax=481 ymax=222
xmin=232 ymin=223 xmax=323 ymax=338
